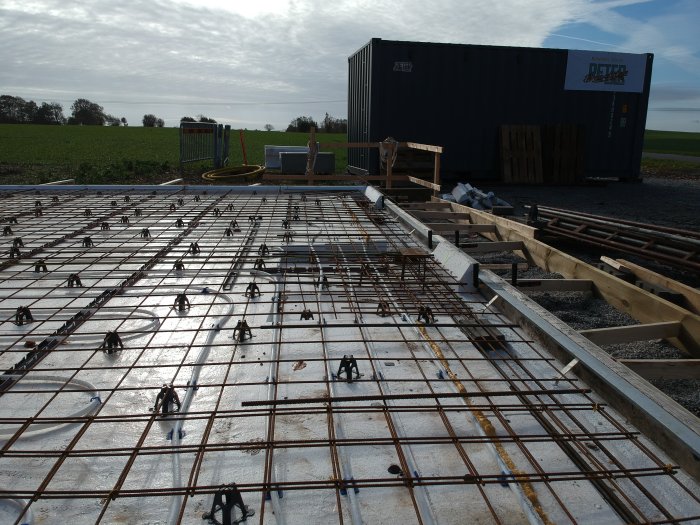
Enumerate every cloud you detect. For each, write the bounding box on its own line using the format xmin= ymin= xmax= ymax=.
xmin=581 ymin=0 xmax=700 ymax=74
xmin=0 ymin=0 xmax=696 ymax=130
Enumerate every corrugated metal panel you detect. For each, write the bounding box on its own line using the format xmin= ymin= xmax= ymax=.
xmin=347 ymin=38 xmax=653 ymax=181
xmin=347 ymin=40 xmax=375 ymax=175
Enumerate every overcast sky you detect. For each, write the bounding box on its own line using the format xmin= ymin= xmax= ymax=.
xmin=1 ymin=0 xmax=698 ymax=131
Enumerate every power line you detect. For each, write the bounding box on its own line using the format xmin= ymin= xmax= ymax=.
xmin=38 ymin=98 xmax=347 ymax=106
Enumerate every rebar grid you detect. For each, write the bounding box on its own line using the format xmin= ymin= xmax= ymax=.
xmin=0 ymin=187 xmax=699 ymax=525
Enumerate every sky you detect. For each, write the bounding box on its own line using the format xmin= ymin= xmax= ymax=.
xmin=0 ymin=0 xmax=698 ymax=132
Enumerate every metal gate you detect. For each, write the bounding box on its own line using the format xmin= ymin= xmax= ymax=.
xmin=179 ymin=122 xmax=231 ymax=171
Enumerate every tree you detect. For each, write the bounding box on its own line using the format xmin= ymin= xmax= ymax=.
xmin=0 ymin=95 xmax=37 ymax=123
xmin=198 ymin=115 xmax=216 ymax=123
xmin=320 ymin=113 xmax=347 ymax=134
xmin=0 ymin=96 xmax=65 ymax=124
xmin=69 ymin=98 xmax=106 ymax=125
xmin=286 ymin=116 xmax=318 ymax=133
xmin=156 ymin=118 xmax=165 ymax=127
xmin=264 ymin=123 xmax=274 ymax=131
xmin=121 ymin=117 xmax=128 ymax=126
xmin=23 ymin=100 xmax=38 ymax=123
xmin=180 ymin=116 xmax=196 ymax=122
xmin=142 ymin=114 xmax=158 ymax=127
xmin=35 ymin=102 xmax=65 ymax=125
xmin=105 ymin=114 xmax=121 ymax=126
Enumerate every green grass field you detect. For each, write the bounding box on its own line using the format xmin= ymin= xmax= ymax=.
xmin=0 ymin=124 xmax=697 ymax=184
xmin=0 ymin=124 xmax=346 ymax=184
xmin=643 ymin=130 xmax=700 ymax=157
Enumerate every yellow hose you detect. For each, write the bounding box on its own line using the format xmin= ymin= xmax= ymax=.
xmin=201 ymin=165 xmax=265 ymax=182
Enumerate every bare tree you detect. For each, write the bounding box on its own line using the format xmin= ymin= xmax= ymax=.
xmin=264 ymin=123 xmax=274 ymax=131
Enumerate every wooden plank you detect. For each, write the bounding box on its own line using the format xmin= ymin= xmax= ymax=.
xmin=532 ymin=126 xmax=543 ymax=184
xmin=424 ymin=223 xmax=496 ymax=233
xmin=306 ymin=126 xmax=316 ymax=185
xmin=438 ymin=199 xmax=539 ymax=240
xmin=319 ymin=141 xmax=442 ymax=151
xmin=433 ymin=152 xmax=441 ymax=198
xmin=410 ymin=211 xmax=472 ymax=219
xmin=580 ymin=321 xmax=682 ymax=346
xmin=500 ymin=125 xmax=542 ymax=184
xmin=401 ymin=202 xmax=451 ymax=210
xmin=262 ymin=174 xmax=409 ymax=182
xmin=500 ymin=126 xmax=513 ymax=183
xmin=440 ymin=198 xmax=700 ymax=357
xmin=461 ymin=241 xmax=524 ymax=253
xmin=515 ymin=279 xmax=594 ymax=292
xmin=319 ymin=142 xmax=380 ymax=149
xmin=618 ymin=359 xmax=700 ymax=380
xmin=615 ymin=258 xmax=700 ymax=315
xmin=405 ymin=142 xmax=443 ymax=154
xmin=600 ymin=256 xmax=627 ymax=271
xmin=522 ymin=126 xmax=531 ymax=183
xmin=407 ymin=175 xmax=441 ymax=191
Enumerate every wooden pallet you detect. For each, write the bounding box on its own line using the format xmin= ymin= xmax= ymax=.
xmin=500 ymin=125 xmax=543 ymax=184
xmin=541 ymin=124 xmax=585 ymax=184
xmin=501 ymin=124 xmax=585 ymax=184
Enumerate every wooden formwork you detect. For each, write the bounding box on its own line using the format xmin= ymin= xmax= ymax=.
xmin=409 ymin=197 xmax=700 ymax=368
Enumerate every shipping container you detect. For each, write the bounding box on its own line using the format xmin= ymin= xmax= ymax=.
xmin=347 ymin=38 xmax=653 ymax=182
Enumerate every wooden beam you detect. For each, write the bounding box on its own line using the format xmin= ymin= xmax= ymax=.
xmin=407 ymin=176 xmax=441 ymax=191
xmin=409 ymin=211 xmax=472 ymax=220
xmin=318 ymin=141 xmax=380 ymax=149
xmin=619 ymin=359 xmax=700 ymax=380
xmin=461 ymin=241 xmax=524 ymax=253
xmin=433 ymin=151 xmax=441 ymax=198
xmin=515 ymin=279 xmax=594 ymax=292
xmin=425 ymin=223 xmax=496 ymax=233
xmin=263 ymin=174 xmax=409 ymax=182
xmin=440 ymin=199 xmax=539 ymax=240
xmin=405 ymin=142 xmax=444 ymax=153
xmin=600 ymin=256 xmax=627 ymax=271
xmin=400 ymin=202 xmax=451 ymax=209
xmin=306 ymin=127 xmax=316 ymax=185
xmin=318 ymin=141 xmax=442 ymax=151
xmin=580 ymin=321 xmax=681 ymax=346
xmin=615 ymin=258 xmax=700 ymax=315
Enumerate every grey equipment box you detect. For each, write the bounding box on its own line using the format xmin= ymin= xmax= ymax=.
xmin=280 ymin=152 xmax=335 ymax=174
xmin=264 ymin=145 xmax=310 ymax=169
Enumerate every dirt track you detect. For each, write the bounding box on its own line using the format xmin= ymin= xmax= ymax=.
xmin=485 ymin=176 xmax=700 ymax=231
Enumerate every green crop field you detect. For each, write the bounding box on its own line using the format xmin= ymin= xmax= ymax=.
xmin=0 ymin=124 xmax=346 ymax=184
xmin=0 ymin=124 xmax=697 ymax=184
xmin=643 ymin=130 xmax=700 ymax=157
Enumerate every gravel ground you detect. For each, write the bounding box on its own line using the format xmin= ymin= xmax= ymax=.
xmin=482 ymin=176 xmax=700 ymax=286
xmin=460 ymin=177 xmax=700 ymax=415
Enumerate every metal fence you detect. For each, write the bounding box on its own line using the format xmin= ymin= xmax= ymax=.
xmin=179 ymin=122 xmax=231 ymax=171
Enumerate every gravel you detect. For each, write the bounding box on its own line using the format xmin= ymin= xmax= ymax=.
xmin=460 ymin=177 xmax=700 ymax=415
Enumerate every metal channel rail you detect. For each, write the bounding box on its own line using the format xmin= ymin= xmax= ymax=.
xmin=530 ymin=205 xmax=700 ymax=273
